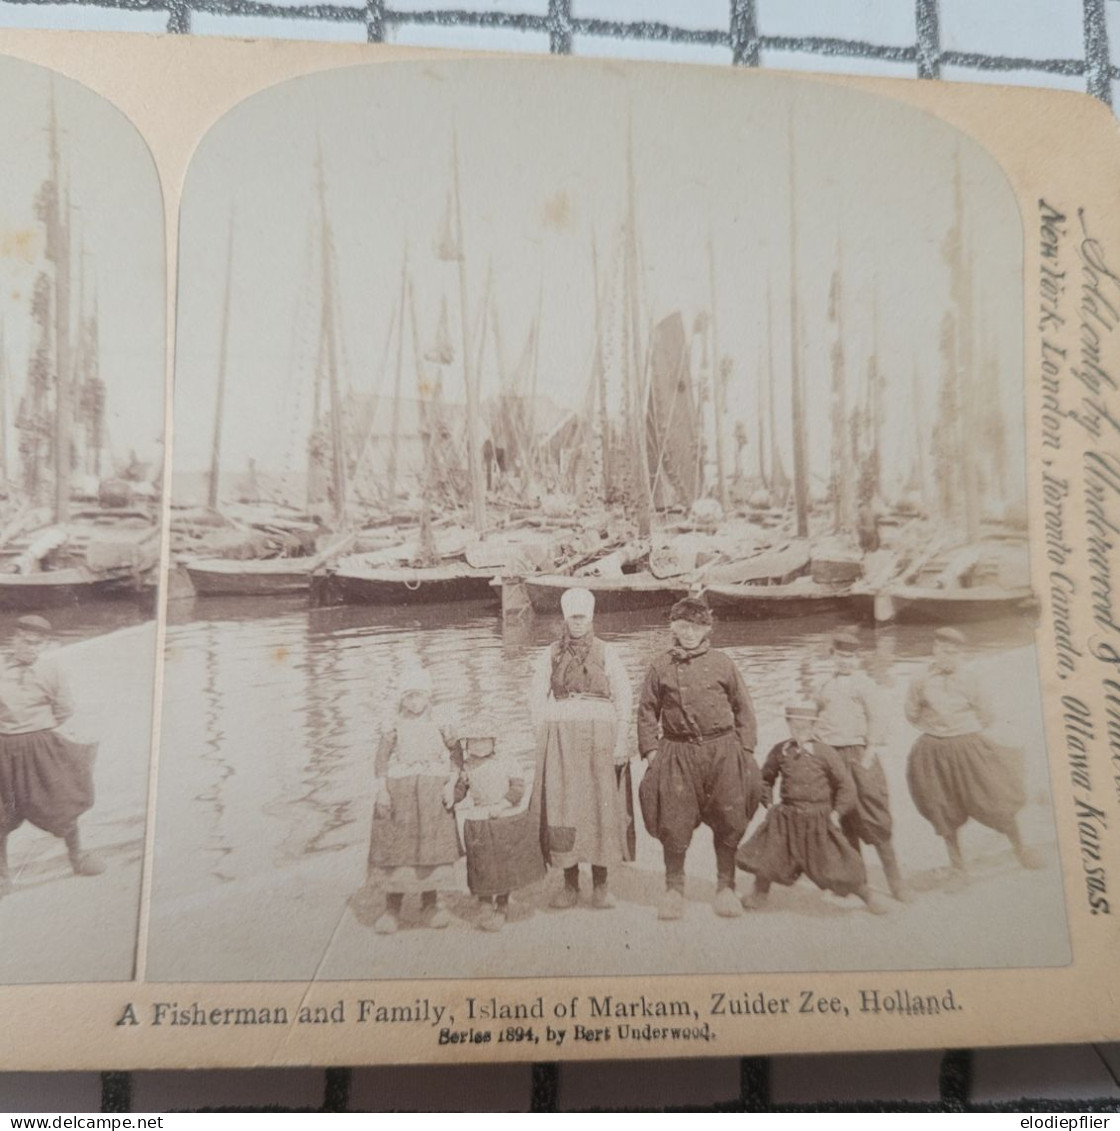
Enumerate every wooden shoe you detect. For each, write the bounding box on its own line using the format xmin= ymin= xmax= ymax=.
xmin=713 ymin=888 xmax=743 ymax=918
xmin=591 ymin=886 xmax=616 ymax=910
xmin=419 ymin=904 xmax=450 ymax=929
xmin=549 ymin=886 xmax=579 ymax=910
xmin=71 ymin=852 xmax=107 ymax=877
xmin=373 ymin=911 xmax=399 ymax=935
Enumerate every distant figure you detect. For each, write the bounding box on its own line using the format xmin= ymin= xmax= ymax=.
xmin=737 ymin=703 xmax=886 ymax=915
xmin=0 ymin=616 xmax=105 ymax=898
xmin=637 ymin=597 xmax=761 ymax=921
xmin=368 ymin=664 xmax=465 ymax=934
xmin=455 ymin=714 xmax=545 ymax=932
xmin=857 ymin=500 xmax=881 ymax=553
xmin=814 ymin=632 xmax=911 ymax=902
xmin=530 ymin=587 xmax=632 ymax=911
xmin=905 ymin=627 xmax=1043 ymax=889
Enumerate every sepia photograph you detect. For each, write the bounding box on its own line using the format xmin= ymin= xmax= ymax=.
xmin=0 ymin=56 xmax=164 ymax=981
xmin=149 ymin=59 xmax=1067 ymax=984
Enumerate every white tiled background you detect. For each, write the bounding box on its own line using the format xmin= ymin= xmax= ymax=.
xmin=1 ymin=0 xmax=1118 ymax=1113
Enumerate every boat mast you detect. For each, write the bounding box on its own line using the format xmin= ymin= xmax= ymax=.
xmin=387 ymin=248 xmax=408 ymax=505
xmin=787 ymin=119 xmax=809 ymax=538
xmin=0 ymin=319 xmax=7 ymax=490
xmin=591 ymin=233 xmax=611 ymax=501
xmin=207 ymin=210 xmax=235 ymax=512
xmin=706 ymin=225 xmax=729 ymax=513
xmin=624 ymin=120 xmax=652 ymax=538
xmin=315 ymin=147 xmax=348 ymax=529
xmin=47 ymin=95 xmax=73 ymax=525
xmin=451 ymin=130 xmax=486 ymax=535
xmin=758 ymin=291 xmax=770 ymax=490
xmin=828 ymin=256 xmax=849 ymax=533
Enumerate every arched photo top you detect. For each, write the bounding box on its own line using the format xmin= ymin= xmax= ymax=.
xmin=0 ymin=53 xmax=165 ymax=986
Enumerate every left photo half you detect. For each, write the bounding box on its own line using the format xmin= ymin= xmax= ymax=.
xmin=0 ymin=56 xmax=164 ymax=983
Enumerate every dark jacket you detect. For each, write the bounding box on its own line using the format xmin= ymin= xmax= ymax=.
xmin=637 ymin=646 xmax=757 ymax=756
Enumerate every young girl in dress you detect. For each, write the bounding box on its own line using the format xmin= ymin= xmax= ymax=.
xmin=455 ymin=714 xmax=546 ymax=932
xmin=737 ymin=703 xmax=886 ymax=915
xmin=368 ymin=664 xmax=465 ymax=935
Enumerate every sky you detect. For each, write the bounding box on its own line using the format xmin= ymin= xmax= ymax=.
xmin=0 ymin=56 xmax=165 ymax=473
xmin=173 ymin=59 xmax=1024 ymax=502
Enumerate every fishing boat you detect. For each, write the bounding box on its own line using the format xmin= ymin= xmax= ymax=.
xmin=315 ymin=555 xmax=497 ymax=607
xmin=524 ymin=571 xmax=688 ymax=615
xmin=860 ymin=583 xmax=1036 ymax=624
xmin=704 ymin=579 xmax=855 ymax=621
xmin=185 ymin=550 xmax=334 ymax=599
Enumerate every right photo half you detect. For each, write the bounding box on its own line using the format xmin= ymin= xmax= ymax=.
xmin=147 ymin=59 xmax=1069 ymax=983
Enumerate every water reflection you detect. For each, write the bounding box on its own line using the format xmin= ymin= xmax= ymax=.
xmin=156 ymin=597 xmax=1041 ymax=904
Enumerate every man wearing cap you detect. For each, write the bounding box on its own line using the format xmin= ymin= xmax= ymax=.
xmin=905 ymin=627 xmax=1043 ymax=888
xmin=814 ymin=631 xmax=910 ymax=902
xmin=529 ymin=586 xmax=633 ymax=910
xmin=636 ymin=596 xmax=761 ymax=920
xmin=0 ymin=616 xmax=104 ymax=898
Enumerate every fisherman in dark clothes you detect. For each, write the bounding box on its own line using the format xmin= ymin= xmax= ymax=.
xmin=0 ymin=616 xmax=104 ymax=898
xmin=637 ymin=597 xmax=762 ymax=921
xmin=814 ymin=631 xmax=911 ymax=902
xmin=905 ymin=627 xmax=1043 ymax=890
xmin=737 ymin=703 xmax=886 ymax=914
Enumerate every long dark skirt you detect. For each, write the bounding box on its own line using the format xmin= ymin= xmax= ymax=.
xmin=0 ymin=730 xmax=96 ymax=838
xmin=464 ymin=807 xmax=547 ymax=897
xmin=368 ymin=775 xmax=461 ymax=869
xmin=907 ymin=732 xmax=1025 ymax=837
xmin=829 ymin=744 xmax=893 ymax=846
xmin=736 ymin=802 xmax=867 ymax=896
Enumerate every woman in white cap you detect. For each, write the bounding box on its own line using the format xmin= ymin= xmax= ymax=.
xmin=367 ymin=660 xmax=465 ymax=933
xmin=0 ymin=615 xmax=104 ymax=898
xmin=529 ymin=586 xmax=633 ymax=910
xmin=905 ymin=627 xmax=1042 ymax=888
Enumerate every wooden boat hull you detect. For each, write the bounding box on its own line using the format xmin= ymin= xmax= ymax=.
xmin=867 ymin=585 xmax=1038 ymax=624
xmin=0 ymin=569 xmax=122 ymax=611
xmin=704 ymin=583 xmax=856 ymax=620
xmin=316 ymin=564 xmax=498 ymax=606
xmin=184 ymin=559 xmax=316 ymax=598
xmin=525 ymin=573 xmax=689 ymax=615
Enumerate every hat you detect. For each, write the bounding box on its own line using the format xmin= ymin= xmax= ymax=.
xmin=669 ymin=597 xmax=713 ymax=625
xmin=831 ymin=631 xmax=860 ymax=653
xmin=934 ymin=627 xmax=967 ymax=645
xmin=461 ymin=714 xmax=499 ymax=741
xmin=15 ymin=615 xmax=53 ymax=637
xmin=560 ymin=587 xmax=595 ymax=618
xmin=785 ymin=702 xmax=818 ymax=720
xmin=398 ymin=663 xmax=433 ymax=696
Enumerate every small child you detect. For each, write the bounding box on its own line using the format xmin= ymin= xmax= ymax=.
xmin=368 ymin=664 xmax=465 ymax=935
xmin=814 ymin=631 xmax=910 ymax=902
xmin=456 ymin=715 xmax=546 ymax=932
xmin=736 ymin=704 xmax=886 ymax=915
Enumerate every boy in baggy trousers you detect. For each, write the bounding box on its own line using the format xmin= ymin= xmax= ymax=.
xmin=737 ymin=703 xmax=886 ymax=915
xmin=814 ymin=631 xmax=911 ymax=902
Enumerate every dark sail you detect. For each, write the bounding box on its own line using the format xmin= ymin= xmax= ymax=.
xmin=645 ymin=311 xmax=699 ymax=510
